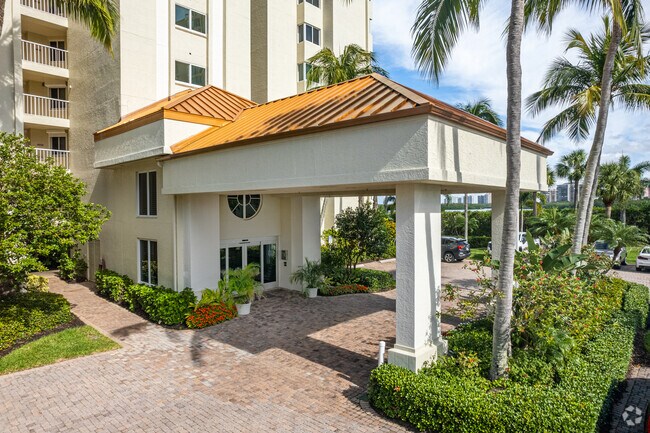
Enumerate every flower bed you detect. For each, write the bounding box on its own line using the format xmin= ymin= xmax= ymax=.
xmin=368 ymin=280 xmax=649 ymax=432
xmin=186 ymin=303 xmax=237 ymax=329
xmin=319 ymin=284 xmax=370 ymax=296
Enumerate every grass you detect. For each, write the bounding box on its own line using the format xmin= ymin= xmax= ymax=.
xmin=470 ymin=248 xmax=488 ymax=261
xmin=0 ymin=326 xmax=119 ymax=375
xmin=628 ymin=246 xmax=642 ymax=264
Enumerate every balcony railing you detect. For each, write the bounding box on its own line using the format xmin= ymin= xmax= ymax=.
xmin=20 ymin=0 xmax=67 ymax=17
xmin=22 ymin=40 xmax=68 ymax=69
xmin=24 ymin=94 xmax=69 ymax=119
xmin=34 ymin=147 xmax=69 ymax=169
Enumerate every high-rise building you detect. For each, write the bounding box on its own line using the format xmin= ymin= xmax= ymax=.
xmin=0 ymin=0 xmax=372 ymax=192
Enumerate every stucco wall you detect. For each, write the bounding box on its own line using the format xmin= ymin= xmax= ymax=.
xmin=219 ymin=194 xmax=282 ymax=242
xmin=98 ymin=159 xmax=175 ymax=288
xmin=0 ymin=0 xmax=21 ymax=133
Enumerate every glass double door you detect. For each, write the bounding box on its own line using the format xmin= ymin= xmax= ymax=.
xmin=220 ymin=238 xmax=277 ymax=289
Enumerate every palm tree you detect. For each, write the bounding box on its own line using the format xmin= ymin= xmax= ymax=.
xmin=526 ymin=0 xmax=647 ymax=254
xmin=591 ymin=218 xmax=649 ymax=261
xmin=528 ymin=208 xmax=576 ymax=238
xmin=0 ymin=0 xmax=119 ymax=50
xmin=306 ymin=44 xmax=388 ymax=88
xmin=555 ymin=150 xmax=587 ymax=208
xmin=412 ymin=0 xmax=527 ymax=380
xmin=456 ymin=98 xmax=504 ymax=127
xmin=598 ymin=155 xmax=650 ymax=219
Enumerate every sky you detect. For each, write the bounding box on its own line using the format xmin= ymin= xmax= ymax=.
xmin=370 ymin=0 xmax=650 ymax=175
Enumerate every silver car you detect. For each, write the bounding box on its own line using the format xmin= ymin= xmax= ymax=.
xmin=636 ymin=246 xmax=650 ymax=272
xmin=594 ymin=240 xmax=628 ymax=268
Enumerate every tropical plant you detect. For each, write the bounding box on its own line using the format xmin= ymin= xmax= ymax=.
xmin=442 ymin=212 xmax=478 ymax=237
xmin=0 ymin=0 xmax=118 ymax=50
xmin=219 ymin=264 xmax=263 ymax=305
xmin=290 ymin=258 xmax=325 ymax=292
xmin=456 ymin=98 xmax=504 ymax=127
xmin=412 ymin=0 xmax=527 ymax=379
xmin=192 ymin=287 xmax=234 ymax=311
xmin=598 ymin=154 xmax=650 ymax=219
xmin=0 ymin=133 xmax=110 ymax=293
xmin=527 ymin=208 xmax=576 ymax=238
xmin=591 ymin=218 xmax=649 ymax=260
xmin=524 ymin=1 xmax=648 ymax=254
xmin=555 ymin=150 xmax=587 ymax=208
xmin=306 ymin=44 xmax=388 ymax=87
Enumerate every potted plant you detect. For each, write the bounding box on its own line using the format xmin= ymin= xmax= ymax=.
xmin=220 ymin=264 xmax=262 ymax=316
xmin=290 ymin=258 xmax=324 ymax=298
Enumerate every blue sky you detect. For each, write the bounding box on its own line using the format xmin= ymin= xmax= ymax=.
xmin=370 ymin=0 xmax=650 ymax=174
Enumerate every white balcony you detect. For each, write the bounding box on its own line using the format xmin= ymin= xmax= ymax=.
xmin=22 ymin=40 xmax=69 ymax=78
xmin=20 ymin=0 xmax=68 ymax=27
xmin=23 ymin=94 xmax=69 ymax=128
xmin=34 ymin=147 xmax=69 ymax=169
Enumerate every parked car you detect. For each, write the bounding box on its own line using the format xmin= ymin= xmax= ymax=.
xmin=487 ymin=234 xmax=538 ymax=256
xmin=636 ymin=246 xmax=650 ymax=272
xmin=593 ymin=240 xmax=627 ymax=268
xmin=442 ymin=237 xmax=471 ymax=263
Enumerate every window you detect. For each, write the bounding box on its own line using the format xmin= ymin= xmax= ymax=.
xmin=175 ymin=61 xmax=206 ymax=86
xmin=298 ymin=63 xmax=312 ymax=82
xmin=297 ymin=23 xmax=320 ymax=45
xmin=298 ymin=0 xmax=320 ymax=7
xmin=50 ymin=135 xmax=66 ymax=151
xmin=227 ymin=194 xmax=262 ymax=220
xmin=49 ymin=40 xmax=66 ymax=63
xmin=175 ymin=5 xmax=206 ymax=34
xmin=137 ymin=171 xmax=157 ymax=216
xmin=138 ymin=239 xmax=158 ymax=285
xmin=49 ymin=87 xmax=66 ymax=110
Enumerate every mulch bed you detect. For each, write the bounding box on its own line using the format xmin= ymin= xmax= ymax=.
xmin=0 ymin=314 xmax=85 ymax=358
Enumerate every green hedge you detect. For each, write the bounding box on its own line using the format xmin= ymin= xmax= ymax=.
xmin=467 ymin=236 xmax=491 ymax=249
xmin=0 ymin=292 xmax=73 ymax=351
xmin=353 ymin=268 xmax=395 ymax=292
xmin=368 ymin=281 xmax=649 ymax=432
xmin=95 ymin=269 xmax=195 ymax=326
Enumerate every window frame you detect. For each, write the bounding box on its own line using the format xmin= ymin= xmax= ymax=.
xmin=297 ymin=23 xmax=321 ymax=46
xmin=174 ymin=4 xmax=207 ymax=35
xmin=137 ymin=171 xmax=158 ymax=217
xmin=297 ymin=62 xmax=312 ymax=82
xmin=174 ymin=60 xmax=206 ymax=87
xmin=298 ymin=0 xmax=320 ymax=7
xmin=138 ymin=239 xmax=158 ymax=286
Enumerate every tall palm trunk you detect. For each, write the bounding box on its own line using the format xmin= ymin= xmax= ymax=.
xmin=582 ymin=155 xmax=601 ymax=245
xmin=532 ymin=192 xmax=538 ymax=217
xmin=491 ymin=0 xmax=524 ymax=381
xmin=464 ymin=193 xmax=469 ymax=240
xmin=0 ymin=1 xmax=5 ymax=36
xmin=573 ymin=179 xmax=579 ymax=209
xmin=572 ymin=20 xmax=622 ymax=254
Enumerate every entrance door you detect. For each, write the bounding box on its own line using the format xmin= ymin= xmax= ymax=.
xmin=220 ymin=237 xmax=278 ymax=289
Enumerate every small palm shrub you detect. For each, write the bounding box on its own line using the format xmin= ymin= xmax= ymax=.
xmin=219 ymin=264 xmax=262 ymax=304
xmin=290 ymin=258 xmax=324 ymax=294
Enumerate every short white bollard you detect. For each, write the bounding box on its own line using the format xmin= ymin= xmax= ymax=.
xmin=378 ymin=341 xmax=386 ymax=366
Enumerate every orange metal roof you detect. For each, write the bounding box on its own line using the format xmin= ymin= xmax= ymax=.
xmin=94 ymin=86 xmax=256 ymax=141
xmin=171 ymin=74 xmax=552 ymax=156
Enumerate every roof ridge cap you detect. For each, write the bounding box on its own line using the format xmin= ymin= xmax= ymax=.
xmin=369 ymin=73 xmax=431 ymax=106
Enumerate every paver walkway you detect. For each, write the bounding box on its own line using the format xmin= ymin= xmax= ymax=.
xmin=0 ymin=274 xmax=414 ymax=433
xmin=609 ymin=266 xmax=650 ymax=433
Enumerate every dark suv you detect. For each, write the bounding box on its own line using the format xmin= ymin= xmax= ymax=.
xmin=442 ymin=237 xmax=471 ymax=263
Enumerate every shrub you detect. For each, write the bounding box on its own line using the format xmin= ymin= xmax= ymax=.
xmin=24 ymin=275 xmax=49 ymax=292
xmin=124 ymin=284 xmax=196 ymax=326
xmin=352 ymin=268 xmax=395 ymax=291
xmin=0 ymin=292 xmax=72 ymax=351
xmin=186 ymin=303 xmax=237 ymax=329
xmin=644 ymin=330 xmax=650 ymax=354
xmin=467 ymin=236 xmax=491 ymax=249
xmin=95 ymin=269 xmax=133 ymax=303
xmin=368 ymin=281 xmax=649 ymax=433
xmin=58 ymin=250 xmax=88 ymax=282
xmin=319 ymin=284 xmax=369 ymax=296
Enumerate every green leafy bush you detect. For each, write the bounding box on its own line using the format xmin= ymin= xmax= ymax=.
xmin=125 ymin=284 xmax=196 ymax=326
xmin=319 ymin=284 xmax=369 ymax=296
xmin=24 ymin=275 xmax=49 ymax=292
xmin=467 ymin=236 xmax=491 ymax=248
xmin=352 ymin=268 xmax=395 ymax=292
xmin=95 ymin=269 xmax=133 ymax=303
xmin=368 ymin=281 xmax=649 ymax=433
xmin=186 ymin=303 xmax=237 ymax=329
xmin=0 ymin=292 xmax=73 ymax=350
xmin=58 ymin=250 xmax=88 ymax=282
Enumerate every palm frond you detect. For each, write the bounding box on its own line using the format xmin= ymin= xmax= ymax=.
xmin=57 ymin=0 xmax=118 ymax=51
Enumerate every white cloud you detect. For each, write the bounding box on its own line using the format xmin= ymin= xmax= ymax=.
xmin=372 ymin=0 xmax=650 ymax=169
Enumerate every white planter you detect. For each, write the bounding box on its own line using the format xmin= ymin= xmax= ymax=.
xmin=236 ymin=303 xmax=251 ymax=316
xmin=306 ymin=288 xmax=318 ymax=298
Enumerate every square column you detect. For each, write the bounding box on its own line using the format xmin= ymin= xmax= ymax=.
xmin=287 ymin=196 xmax=321 ymax=290
xmin=389 ymin=183 xmax=446 ymax=372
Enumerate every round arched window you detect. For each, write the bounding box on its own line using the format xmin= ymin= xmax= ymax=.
xmin=227 ymin=194 xmax=262 ymax=220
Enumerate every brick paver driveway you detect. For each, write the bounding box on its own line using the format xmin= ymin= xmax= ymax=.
xmin=1 ymin=275 xmax=416 ymax=433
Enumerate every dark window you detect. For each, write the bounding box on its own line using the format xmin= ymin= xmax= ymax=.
xmin=227 ymin=194 xmax=262 ymax=220
xmin=50 ymin=136 xmax=66 ymax=151
xmin=175 ymin=61 xmax=190 ymax=83
xmin=175 ymin=61 xmax=205 ymax=86
xmin=175 ymin=4 xmax=206 ymax=34
xmin=298 ymin=23 xmax=320 ymax=45
xmin=175 ymin=5 xmax=190 ymax=28
xmin=139 ymin=239 xmax=158 ymax=285
xmin=137 ymin=171 xmax=157 ymax=216
xmin=191 ymin=12 xmax=206 ymax=33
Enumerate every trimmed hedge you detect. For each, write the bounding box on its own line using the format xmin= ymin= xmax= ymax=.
xmin=0 ymin=292 xmax=73 ymax=351
xmin=319 ymin=284 xmax=370 ymax=296
xmin=467 ymin=236 xmax=491 ymax=249
xmin=95 ymin=269 xmax=195 ymax=326
xmin=353 ymin=268 xmax=395 ymax=292
xmin=368 ymin=281 xmax=649 ymax=432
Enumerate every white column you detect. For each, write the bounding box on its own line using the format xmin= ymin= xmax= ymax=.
xmin=288 ymin=196 xmax=321 ymax=291
xmin=178 ymin=194 xmax=220 ymax=296
xmin=491 ymin=191 xmax=506 ymax=259
xmin=388 ymin=183 xmax=446 ymax=372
